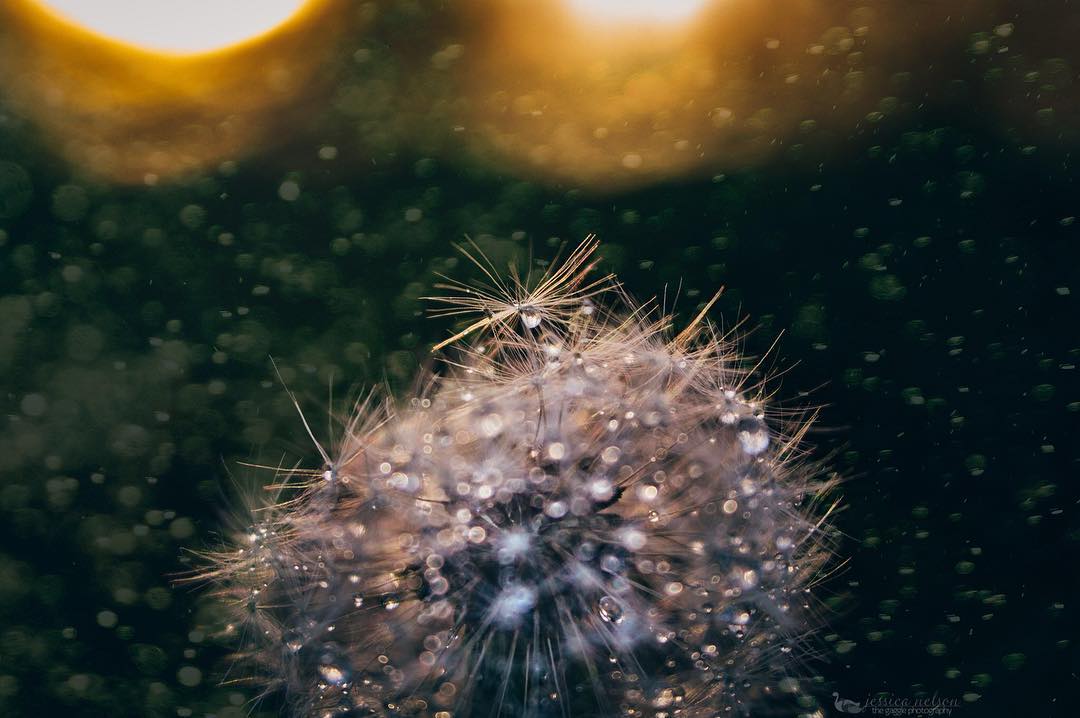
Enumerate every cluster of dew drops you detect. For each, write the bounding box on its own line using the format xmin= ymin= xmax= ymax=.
xmin=201 ymin=240 xmax=837 ymax=718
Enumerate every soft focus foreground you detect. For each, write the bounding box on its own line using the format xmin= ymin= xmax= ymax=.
xmin=198 ymin=241 xmax=837 ymax=717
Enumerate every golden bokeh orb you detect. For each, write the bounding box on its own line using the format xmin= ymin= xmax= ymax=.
xmin=564 ymin=0 xmax=711 ymax=25
xmin=33 ymin=0 xmax=313 ymax=55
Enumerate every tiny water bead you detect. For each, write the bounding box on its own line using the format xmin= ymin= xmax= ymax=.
xmin=198 ymin=239 xmax=838 ymax=717
xmin=597 ymin=595 xmax=624 ymax=624
xmin=517 ymin=305 xmax=543 ymax=329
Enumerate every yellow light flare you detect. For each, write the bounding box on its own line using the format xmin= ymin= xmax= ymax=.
xmin=452 ymin=0 xmax=938 ymax=192
xmin=564 ymin=0 xmax=710 ymax=25
xmin=0 ymin=0 xmax=352 ymax=183
xmin=33 ymin=0 xmax=313 ymax=55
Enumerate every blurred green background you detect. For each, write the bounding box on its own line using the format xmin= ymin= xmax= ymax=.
xmin=0 ymin=1 xmax=1077 ymax=717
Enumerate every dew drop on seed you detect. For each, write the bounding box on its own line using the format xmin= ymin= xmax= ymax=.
xmin=619 ymin=527 xmax=646 ymax=550
xmin=479 ymin=413 xmax=503 ymax=437
xmin=600 ymin=554 xmax=623 ymax=573
xmin=520 ymin=306 xmax=542 ymax=329
xmin=738 ymin=428 xmax=770 ymax=455
xmin=598 ymin=595 xmax=624 ymax=624
xmin=283 ymin=631 xmax=304 ymax=653
xmin=654 ymin=688 xmax=675 ymax=708
xmin=318 ymin=665 xmax=347 ymax=685
xmin=545 ymin=500 xmax=568 ymax=518
xmin=590 ymin=478 xmax=614 ymax=501
xmin=736 ymin=418 xmax=770 ymax=455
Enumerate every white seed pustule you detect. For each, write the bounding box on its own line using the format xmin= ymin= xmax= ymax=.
xmin=195 ymin=237 xmax=839 ymax=717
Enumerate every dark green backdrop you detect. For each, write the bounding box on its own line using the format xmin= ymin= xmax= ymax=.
xmin=0 ymin=4 xmax=1077 ymax=718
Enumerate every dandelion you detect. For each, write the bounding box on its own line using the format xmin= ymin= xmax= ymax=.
xmin=192 ymin=237 xmax=839 ymax=717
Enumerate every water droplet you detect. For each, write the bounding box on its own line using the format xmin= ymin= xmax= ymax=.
xmin=479 ymin=413 xmax=503 ymax=437
xmin=619 ymin=527 xmax=646 ymax=551
xmin=545 ymin=500 xmax=568 ymax=518
xmin=598 ymin=595 xmax=624 ymax=624
xmin=735 ymin=416 xmax=770 ymax=455
xmin=665 ymin=581 xmax=684 ymax=596
xmin=318 ymin=664 xmax=347 ymax=685
xmin=600 ymin=554 xmax=623 ymax=574
xmin=589 ymin=478 xmax=614 ymax=502
xmin=638 ymin=484 xmax=658 ymax=501
xmin=283 ymin=631 xmax=304 ymax=653
xmin=519 ymin=306 xmax=542 ymax=329
xmin=738 ymin=428 xmax=770 ymax=455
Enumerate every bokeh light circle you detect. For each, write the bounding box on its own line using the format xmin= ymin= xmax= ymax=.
xmin=33 ymin=0 xmax=313 ymax=54
xmin=564 ymin=0 xmax=710 ymax=24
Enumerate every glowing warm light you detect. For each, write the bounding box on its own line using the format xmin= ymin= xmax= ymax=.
xmin=0 ymin=0 xmax=346 ymax=183
xmin=34 ymin=0 xmax=312 ymax=54
xmin=564 ymin=0 xmax=710 ymax=24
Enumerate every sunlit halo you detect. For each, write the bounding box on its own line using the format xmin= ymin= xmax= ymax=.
xmin=33 ymin=0 xmax=313 ymax=54
xmin=564 ymin=0 xmax=710 ymax=24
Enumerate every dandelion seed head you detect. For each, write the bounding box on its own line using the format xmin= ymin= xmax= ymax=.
xmin=195 ymin=238 xmax=838 ymax=717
